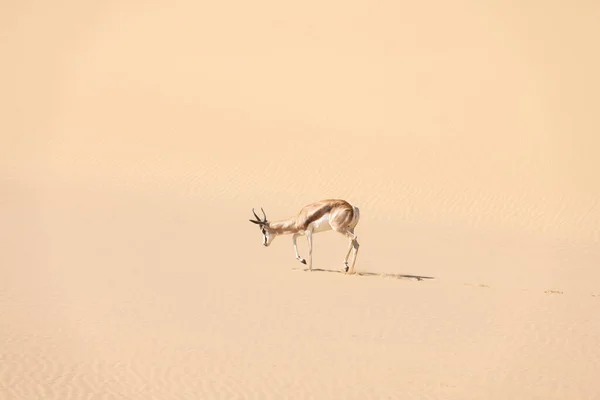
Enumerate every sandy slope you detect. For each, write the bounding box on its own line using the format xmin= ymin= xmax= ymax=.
xmin=2 ymin=1 xmax=600 ymax=399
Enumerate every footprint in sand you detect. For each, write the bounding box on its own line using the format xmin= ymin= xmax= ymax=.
xmin=464 ymin=283 xmax=490 ymax=288
xmin=544 ymin=290 xmax=564 ymax=295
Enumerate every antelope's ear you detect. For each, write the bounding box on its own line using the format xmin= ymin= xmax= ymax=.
xmin=249 ymin=219 xmax=261 ymax=224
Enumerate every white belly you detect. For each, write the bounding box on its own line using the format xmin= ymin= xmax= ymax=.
xmin=310 ymin=213 xmax=332 ymax=233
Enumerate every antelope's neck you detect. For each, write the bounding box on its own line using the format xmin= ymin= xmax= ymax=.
xmin=269 ymin=217 xmax=298 ymax=234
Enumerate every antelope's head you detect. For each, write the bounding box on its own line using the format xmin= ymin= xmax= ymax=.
xmin=249 ymin=207 xmax=275 ymax=247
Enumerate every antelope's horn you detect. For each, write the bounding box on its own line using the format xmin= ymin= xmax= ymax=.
xmin=252 ymin=208 xmax=261 ymax=221
xmin=261 ymin=207 xmax=267 ymax=222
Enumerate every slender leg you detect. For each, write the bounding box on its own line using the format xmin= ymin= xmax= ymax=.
xmin=343 ymin=230 xmax=359 ymax=274
xmin=349 ymin=236 xmax=360 ymax=274
xmin=343 ymin=238 xmax=354 ymax=272
xmin=293 ymin=233 xmax=306 ymax=264
xmin=306 ymin=229 xmax=313 ymax=271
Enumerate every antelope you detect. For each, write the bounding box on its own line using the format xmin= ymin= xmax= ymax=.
xmin=249 ymin=199 xmax=360 ymax=274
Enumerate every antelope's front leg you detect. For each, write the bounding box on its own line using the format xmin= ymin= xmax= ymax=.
xmin=306 ymin=230 xmax=313 ymax=271
xmin=292 ymin=233 xmax=306 ymax=265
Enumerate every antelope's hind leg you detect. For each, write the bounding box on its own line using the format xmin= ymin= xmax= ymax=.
xmin=330 ymin=208 xmax=358 ymax=273
xmin=342 ymin=230 xmax=359 ymax=274
xmin=348 ymin=235 xmax=360 ymax=274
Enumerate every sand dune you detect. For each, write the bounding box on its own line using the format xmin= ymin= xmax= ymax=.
xmin=2 ymin=1 xmax=600 ymax=399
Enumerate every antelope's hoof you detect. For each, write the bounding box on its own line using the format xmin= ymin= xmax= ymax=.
xmin=299 ymin=259 xmax=306 ymax=264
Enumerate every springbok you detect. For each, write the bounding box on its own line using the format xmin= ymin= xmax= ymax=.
xmin=249 ymin=199 xmax=360 ymax=273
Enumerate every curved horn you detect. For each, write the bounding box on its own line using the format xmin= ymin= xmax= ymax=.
xmin=252 ymin=208 xmax=261 ymax=221
xmin=261 ymin=207 xmax=267 ymax=222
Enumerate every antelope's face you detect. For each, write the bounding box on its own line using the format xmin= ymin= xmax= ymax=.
xmin=259 ymin=224 xmax=276 ymax=247
xmin=249 ymin=207 xmax=274 ymax=247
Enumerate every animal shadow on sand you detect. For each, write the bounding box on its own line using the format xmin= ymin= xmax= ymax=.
xmin=294 ymin=268 xmax=434 ymax=281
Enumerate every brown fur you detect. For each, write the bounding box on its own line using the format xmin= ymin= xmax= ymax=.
xmin=269 ymin=199 xmax=354 ymax=233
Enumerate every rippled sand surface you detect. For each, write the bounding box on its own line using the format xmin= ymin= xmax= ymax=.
xmin=2 ymin=1 xmax=600 ymax=399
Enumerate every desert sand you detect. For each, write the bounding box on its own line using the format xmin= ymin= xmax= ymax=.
xmin=2 ymin=1 xmax=600 ymax=399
